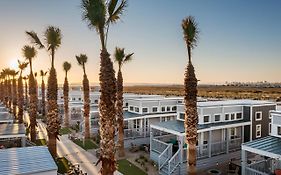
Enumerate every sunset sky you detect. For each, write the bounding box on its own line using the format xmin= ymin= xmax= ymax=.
xmin=0 ymin=0 xmax=281 ymax=85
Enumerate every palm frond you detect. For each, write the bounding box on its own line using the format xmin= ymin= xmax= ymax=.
xmin=18 ymin=60 xmax=29 ymax=70
xmin=114 ymin=47 xmax=125 ymax=65
xmin=63 ymin=61 xmax=72 ymax=72
xmin=182 ymin=16 xmax=199 ymax=49
xmin=22 ymin=45 xmax=37 ymax=60
xmin=81 ymin=0 xmax=106 ymax=32
xmin=26 ymin=31 xmax=45 ymax=49
xmin=124 ymin=52 xmax=134 ymax=63
xmin=44 ymin=26 xmax=62 ymax=52
xmin=107 ymin=0 xmax=127 ymax=24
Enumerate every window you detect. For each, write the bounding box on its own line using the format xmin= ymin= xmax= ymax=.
xmin=161 ymin=117 xmax=165 ymax=122
xmin=161 ymin=107 xmax=165 ymax=112
xmin=255 ymin=112 xmax=262 ymax=121
xmin=230 ymin=128 xmax=237 ymax=139
xmin=214 ymin=114 xmax=220 ymax=122
xmin=152 ymin=107 xmax=158 ymax=112
xmin=172 ymin=106 xmax=177 ymax=111
xmin=278 ymin=126 xmax=281 ymax=135
xmin=204 ymin=115 xmax=210 ymax=123
xmin=135 ymin=107 xmax=139 ymax=113
xmin=269 ymin=123 xmax=271 ymax=134
xmin=225 ymin=114 xmax=229 ymax=121
xmin=231 ymin=113 xmax=235 ymax=120
xmin=94 ymin=99 xmax=98 ymax=104
xmin=142 ymin=108 xmax=148 ymax=113
xmin=256 ymin=125 xmax=261 ymax=138
xmin=167 ymin=116 xmax=171 ymax=121
xmin=72 ymin=98 xmax=76 ymax=101
xmin=129 ymin=106 xmax=134 ymax=111
xmin=78 ymin=98 xmax=81 ymax=101
xmin=166 ymin=106 xmax=171 ymax=112
xmin=179 ymin=113 xmax=185 ymax=120
xmin=125 ymin=103 xmax=128 ymax=107
xmin=236 ymin=113 xmax=242 ymax=120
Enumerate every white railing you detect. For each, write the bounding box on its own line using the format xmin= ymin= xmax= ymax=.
xmin=229 ymin=137 xmax=242 ymax=151
xmin=211 ymin=140 xmax=227 ymax=156
xmin=151 ymin=138 xmax=170 ymax=154
xmin=124 ymin=128 xmax=145 ymax=139
xmin=168 ymin=148 xmax=181 ymax=174
xmin=158 ymin=143 xmax=172 ymax=171
xmin=247 ymin=159 xmax=273 ymax=174
xmin=245 ymin=167 xmax=269 ymax=175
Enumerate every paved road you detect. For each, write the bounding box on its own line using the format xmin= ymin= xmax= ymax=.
xmin=34 ymin=117 xmax=122 ymax=175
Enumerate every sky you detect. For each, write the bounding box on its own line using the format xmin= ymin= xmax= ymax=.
xmin=0 ymin=0 xmax=281 ymax=85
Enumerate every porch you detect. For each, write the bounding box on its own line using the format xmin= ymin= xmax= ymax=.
xmin=242 ymin=136 xmax=281 ymax=175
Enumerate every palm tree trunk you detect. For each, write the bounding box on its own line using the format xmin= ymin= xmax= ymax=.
xmin=12 ymin=78 xmax=17 ymax=118
xmin=63 ymin=76 xmax=69 ymax=127
xmin=184 ymin=61 xmax=198 ymax=175
xmin=29 ymin=73 xmax=37 ymax=142
xmin=41 ymin=80 xmax=46 ymax=116
xmin=99 ymin=50 xmax=117 ymax=175
xmin=116 ymin=69 xmax=125 ymax=157
xmin=25 ymin=80 xmax=28 ymax=109
xmin=8 ymin=79 xmax=12 ymax=112
xmin=47 ymin=67 xmax=60 ymax=157
xmin=83 ymin=74 xmax=90 ymax=139
xmin=18 ymin=76 xmax=24 ymax=123
xmin=4 ymin=79 xmax=8 ymax=108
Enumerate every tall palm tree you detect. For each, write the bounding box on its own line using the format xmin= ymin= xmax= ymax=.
xmin=40 ymin=70 xmax=47 ymax=117
xmin=2 ymin=69 xmax=9 ymax=108
xmin=10 ymin=70 xmax=19 ymax=118
xmin=63 ymin=62 xmax=71 ymax=127
xmin=7 ymin=69 xmax=12 ymax=112
xmin=114 ymin=47 xmax=133 ymax=157
xmin=18 ymin=60 xmax=29 ymax=124
xmin=26 ymin=26 xmax=62 ymax=157
xmin=22 ymin=45 xmax=38 ymax=142
xmin=81 ymin=1 xmax=128 ymax=173
xmin=23 ymin=76 xmax=29 ymax=109
xmin=76 ymin=54 xmax=90 ymax=139
xmin=182 ymin=16 xmax=199 ymax=175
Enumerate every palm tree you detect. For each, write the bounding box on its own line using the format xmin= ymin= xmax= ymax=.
xmin=22 ymin=45 xmax=38 ymax=142
xmin=26 ymin=26 xmax=62 ymax=157
xmin=81 ymin=1 xmax=128 ymax=173
xmin=10 ymin=70 xmax=19 ymax=118
xmin=114 ymin=47 xmax=133 ymax=157
xmin=40 ymin=70 xmax=47 ymax=117
xmin=182 ymin=16 xmax=199 ymax=175
xmin=18 ymin=60 xmax=29 ymax=123
xmin=1 ymin=69 xmax=9 ymax=108
xmin=62 ymin=62 xmax=71 ymax=127
xmin=76 ymin=54 xmax=90 ymax=139
xmin=23 ymin=76 xmax=29 ymax=109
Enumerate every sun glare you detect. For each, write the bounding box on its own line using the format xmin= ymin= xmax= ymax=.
xmin=9 ymin=59 xmax=18 ymax=70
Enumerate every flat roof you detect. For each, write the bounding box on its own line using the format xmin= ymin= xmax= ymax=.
xmin=0 ymin=146 xmax=57 ymax=174
xmin=0 ymin=123 xmax=25 ymax=137
xmin=151 ymin=119 xmax=250 ymax=134
xmin=242 ymin=136 xmax=281 ymax=159
xmin=123 ymin=111 xmax=176 ymax=120
xmin=196 ymin=99 xmax=275 ymax=107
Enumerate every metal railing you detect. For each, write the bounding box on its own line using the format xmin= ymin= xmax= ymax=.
xmin=168 ymin=148 xmax=181 ymax=174
xmin=211 ymin=140 xmax=227 ymax=156
xmin=151 ymin=138 xmax=170 ymax=154
xmin=229 ymin=137 xmax=242 ymax=151
xmin=158 ymin=143 xmax=172 ymax=171
xmin=245 ymin=167 xmax=269 ymax=175
xmin=124 ymin=128 xmax=145 ymax=139
xmin=247 ymin=159 xmax=274 ymax=174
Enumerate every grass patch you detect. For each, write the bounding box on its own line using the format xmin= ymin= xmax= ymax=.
xmin=117 ymin=159 xmax=147 ymax=175
xmin=35 ymin=139 xmax=46 ymax=146
xmin=72 ymin=139 xmax=99 ymax=150
xmin=56 ymin=157 xmax=70 ymax=174
xmin=59 ymin=127 xmax=72 ymax=135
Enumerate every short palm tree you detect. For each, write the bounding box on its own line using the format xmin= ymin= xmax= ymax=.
xmin=81 ymin=0 xmax=128 ymax=173
xmin=18 ymin=60 xmax=29 ymax=124
xmin=10 ymin=70 xmax=18 ymax=118
xmin=182 ymin=16 xmax=199 ymax=175
xmin=114 ymin=47 xmax=133 ymax=157
xmin=40 ymin=70 xmax=48 ymax=116
xmin=26 ymin=26 xmax=62 ymax=157
xmin=76 ymin=54 xmax=90 ymax=139
xmin=63 ymin=61 xmax=71 ymax=127
xmin=22 ymin=45 xmax=38 ymax=142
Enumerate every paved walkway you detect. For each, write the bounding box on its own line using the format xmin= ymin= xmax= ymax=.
xmin=25 ymin=114 xmax=122 ymax=175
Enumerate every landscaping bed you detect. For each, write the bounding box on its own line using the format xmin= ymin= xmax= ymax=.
xmin=117 ymin=159 xmax=147 ymax=175
xmin=72 ymin=138 xmax=99 ymax=150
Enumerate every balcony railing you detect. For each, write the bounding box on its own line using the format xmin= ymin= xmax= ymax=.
xmin=245 ymin=159 xmax=276 ymax=175
xmin=168 ymin=148 xmax=181 ymax=174
xmin=151 ymin=138 xmax=170 ymax=154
